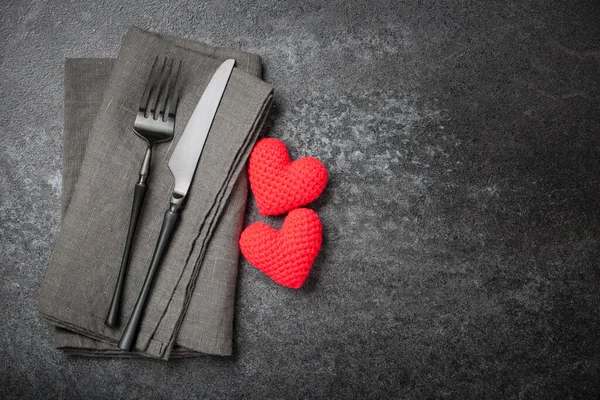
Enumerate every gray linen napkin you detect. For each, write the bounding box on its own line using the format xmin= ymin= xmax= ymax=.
xmin=38 ymin=27 xmax=273 ymax=360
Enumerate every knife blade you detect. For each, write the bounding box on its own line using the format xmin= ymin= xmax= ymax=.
xmin=118 ymin=59 xmax=236 ymax=351
xmin=168 ymin=58 xmax=235 ymax=201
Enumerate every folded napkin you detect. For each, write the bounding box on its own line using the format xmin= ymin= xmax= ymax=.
xmin=38 ymin=27 xmax=273 ymax=360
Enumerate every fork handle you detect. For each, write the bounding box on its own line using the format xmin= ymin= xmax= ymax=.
xmin=118 ymin=203 xmax=181 ymax=351
xmin=105 ymin=182 xmax=148 ymax=328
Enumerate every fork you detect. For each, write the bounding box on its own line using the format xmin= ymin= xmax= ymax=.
xmin=105 ymin=56 xmax=182 ymax=328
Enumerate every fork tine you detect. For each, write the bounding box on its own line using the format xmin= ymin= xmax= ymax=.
xmin=162 ymin=60 xmax=182 ymax=122
xmin=145 ymin=57 xmax=168 ymax=119
xmin=154 ymin=58 xmax=174 ymax=120
xmin=139 ymin=56 xmax=160 ymax=114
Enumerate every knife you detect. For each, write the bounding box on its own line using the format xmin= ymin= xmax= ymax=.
xmin=118 ymin=59 xmax=236 ymax=351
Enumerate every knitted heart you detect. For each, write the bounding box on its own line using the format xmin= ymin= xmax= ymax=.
xmin=248 ymin=138 xmax=328 ymax=216
xmin=239 ymin=208 xmax=322 ymax=289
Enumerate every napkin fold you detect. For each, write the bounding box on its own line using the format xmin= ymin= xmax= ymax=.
xmin=38 ymin=27 xmax=273 ymax=360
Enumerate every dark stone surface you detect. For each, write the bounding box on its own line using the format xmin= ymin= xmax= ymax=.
xmin=1 ymin=0 xmax=599 ymax=398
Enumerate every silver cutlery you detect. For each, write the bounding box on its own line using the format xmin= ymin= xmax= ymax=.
xmin=105 ymin=57 xmax=182 ymax=328
xmin=118 ymin=59 xmax=236 ymax=350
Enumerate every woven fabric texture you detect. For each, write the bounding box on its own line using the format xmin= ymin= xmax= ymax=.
xmin=248 ymin=138 xmax=328 ymax=216
xmin=37 ymin=27 xmax=273 ymax=360
xmin=239 ymin=208 xmax=322 ymax=289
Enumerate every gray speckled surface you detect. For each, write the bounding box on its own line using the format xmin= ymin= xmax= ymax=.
xmin=2 ymin=0 xmax=600 ymax=398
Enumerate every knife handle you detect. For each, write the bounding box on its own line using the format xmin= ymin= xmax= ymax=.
xmin=105 ymin=182 xmax=147 ymax=328
xmin=118 ymin=203 xmax=181 ymax=351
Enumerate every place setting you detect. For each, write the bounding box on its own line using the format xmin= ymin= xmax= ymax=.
xmin=37 ymin=27 xmax=328 ymax=360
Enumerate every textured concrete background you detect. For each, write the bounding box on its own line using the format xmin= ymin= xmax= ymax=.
xmin=1 ymin=0 xmax=600 ymax=398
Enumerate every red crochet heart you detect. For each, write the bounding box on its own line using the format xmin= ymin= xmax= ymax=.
xmin=239 ymin=208 xmax=322 ymax=289
xmin=248 ymin=138 xmax=328 ymax=216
